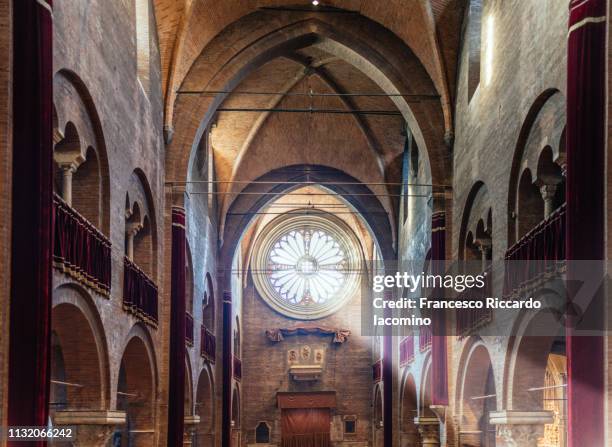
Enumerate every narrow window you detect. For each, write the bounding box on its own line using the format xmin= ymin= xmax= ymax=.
xmin=466 ymin=0 xmax=482 ymax=101
xmin=135 ymin=0 xmax=151 ymax=93
xmin=255 ymin=422 xmax=270 ymax=443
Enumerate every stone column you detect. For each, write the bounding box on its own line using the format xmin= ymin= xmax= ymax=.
xmin=54 ymin=410 xmax=126 ymax=447
xmin=183 ymin=415 xmax=200 ymax=446
xmin=60 ymin=164 xmax=77 ymax=205
xmin=539 ymin=184 xmax=558 ymax=218
xmin=476 ymin=238 xmax=492 ymax=272
xmin=489 ymin=410 xmax=553 ymax=447
xmin=414 ymin=416 xmax=440 ymax=447
xmin=125 ymin=222 xmax=142 ymax=260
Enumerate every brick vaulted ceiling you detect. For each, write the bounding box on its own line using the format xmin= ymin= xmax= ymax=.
xmin=154 ymin=0 xmax=466 ymax=229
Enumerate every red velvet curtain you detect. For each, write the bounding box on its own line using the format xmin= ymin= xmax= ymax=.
xmin=53 ymin=194 xmax=112 ymax=295
xmin=168 ymin=206 xmax=186 ymax=446
xmin=8 ymin=0 xmax=53 ymax=442
xmin=123 ymin=257 xmax=159 ymax=325
xmin=566 ymin=1 xmax=606 ymax=446
xmin=222 ymin=291 xmax=233 ymax=447
xmin=431 ymin=211 xmax=448 ymax=405
xmin=503 ymin=204 xmax=565 ymax=296
xmin=281 ymin=409 xmax=331 ymax=447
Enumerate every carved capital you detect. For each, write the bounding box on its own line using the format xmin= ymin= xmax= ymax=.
xmin=539 ymin=183 xmax=558 ymax=201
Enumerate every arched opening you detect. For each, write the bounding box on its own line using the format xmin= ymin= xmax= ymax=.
xmin=373 ymin=385 xmax=384 ymax=447
xmin=114 ymin=333 xmax=155 ymax=447
xmin=420 ymin=363 xmax=436 ymax=419
xmin=53 ymin=70 xmax=111 ymax=236
xmin=536 ymin=146 xmax=565 ymax=217
xmin=400 ymin=374 xmax=418 ymax=446
xmin=135 ymin=0 xmax=151 ymax=93
xmin=233 ymin=317 xmax=241 ymax=358
xmin=50 ymin=302 xmax=104 ymax=416
xmin=506 ymin=90 xmax=566 ymax=246
xmin=517 ymin=169 xmax=544 ymax=240
xmin=510 ymin=307 xmax=566 ymax=447
xmin=465 ymin=0 xmax=483 ymax=101
xmin=231 ymin=386 xmax=240 ymax=428
xmin=71 ymin=146 xmax=102 ymax=227
xmin=195 ymin=367 xmax=214 ymax=447
xmin=133 ymin=215 xmax=153 ymax=277
xmin=203 ymin=273 xmax=215 ymax=331
xmin=255 ymin=422 xmax=271 ymax=444
xmin=459 ymin=343 xmax=496 ymax=447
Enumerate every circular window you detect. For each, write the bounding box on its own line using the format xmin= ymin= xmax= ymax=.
xmin=252 ymin=213 xmax=362 ymax=320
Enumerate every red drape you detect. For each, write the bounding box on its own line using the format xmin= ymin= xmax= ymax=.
xmin=431 ymin=211 xmax=448 ymax=405
xmin=566 ymin=1 xmax=606 ymax=446
xmin=382 ymin=290 xmax=393 ymax=447
xmin=123 ymin=257 xmax=159 ymax=325
xmin=167 ymin=206 xmax=186 ymax=446
xmin=281 ymin=409 xmax=331 ymax=447
xmin=504 ymin=204 xmax=566 ymax=296
xmin=399 ymin=336 xmax=415 ymax=366
xmin=222 ymin=291 xmax=232 ymax=447
xmin=455 ymin=269 xmax=492 ymax=337
xmin=201 ymin=325 xmax=216 ymax=362
xmin=8 ymin=0 xmax=53 ymax=442
xmin=53 ymin=194 xmax=112 ymax=295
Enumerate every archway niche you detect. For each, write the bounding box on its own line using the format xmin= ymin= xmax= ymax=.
xmin=194 ymin=367 xmax=214 ymax=447
xmin=459 ymin=343 xmax=496 ymax=447
xmin=50 ymin=302 xmax=105 ymax=414
xmin=509 ymin=306 xmax=566 ymax=447
xmin=517 ymin=169 xmax=544 ymax=240
xmin=203 ymin=273 xmax=215 ymax=331
xmin=373 ymin=385 xmax=384 ymax=447
xmin=400 ymin=373 xmax=419 ymax=446
xmin=507 ymin=90 xmax=566 ymax=246
xmin=53 ymin=69 xmax=111 ymax=235
xmin=114 ymin=332 xmax=156 ymax=447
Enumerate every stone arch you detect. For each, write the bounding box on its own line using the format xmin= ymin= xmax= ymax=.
xmin=115 ymin=324 xmax=158 ymax=447
xmin=53 ymin=68 xmax=111 ymax=235
xmin=372 ymin=384 xmax=384 ymax=447
xmin=166 ymin=14 xmax=450 ymax=196
xmin=50 ymin=283 xmax=110 ymax=413
xmin=195 ymin=365 xmax=215 ymax=446
xmin=125 ymin=168 xmax=159 ymax=280
xmin=536 ymin=146 xmax=565 ymax=215
xmin=505 ymin=300 xmax=566 ymax=412
xmin=507 ymin=89 xmax=566 ymax=245
xmin=458 ymin=181 xmax=492 ymax=263
xmin=203 ymin=273 xmax=215 ymax=331
xmin=220 ymin=165 xmax=395 ymax=274
xmin=399 ymin=371 xmax=418 ymax=446
xmin=517 ymin=168 xmax=544 ymax=240
xmin=419 ymin=354 xmax=436 ymax=418
xmin=456 ymin=338 xmax=497 ymax=446
xmin=231 ymin=383 xmax=240 ymax=428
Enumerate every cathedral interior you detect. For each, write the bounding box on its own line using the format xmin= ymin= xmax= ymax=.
xmin=0 ymin=0 xmax=609 ymax=446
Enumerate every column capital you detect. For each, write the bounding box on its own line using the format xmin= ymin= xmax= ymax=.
xmin=539 ymin=183 xmax=558 ymax=200
xmin=125 ymin=221 xmax=143 ymax=236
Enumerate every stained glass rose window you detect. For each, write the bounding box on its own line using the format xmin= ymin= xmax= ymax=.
xmin=252 ymin=214 xmax=361 ymax=319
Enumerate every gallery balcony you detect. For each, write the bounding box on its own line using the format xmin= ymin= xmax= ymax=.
xmin=53 ymin=193 xmax=111 ymax=296
xmin=122 ymin=257 xmax=158 ymax=326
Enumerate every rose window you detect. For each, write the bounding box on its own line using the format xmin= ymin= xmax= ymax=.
xmin=252 ymin=214 xmax=361 ymax=319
